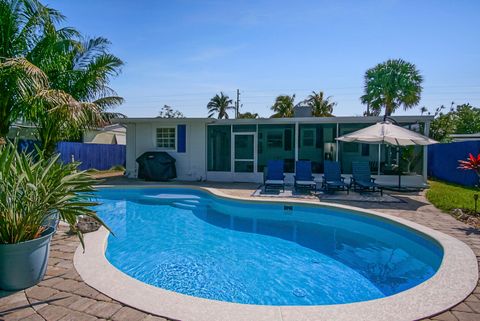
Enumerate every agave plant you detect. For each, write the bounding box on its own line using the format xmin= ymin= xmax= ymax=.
xmin=459 ymin=153 xmax=480 ymax=185
xmin=0 ymin=141 xmax=107 ymax=246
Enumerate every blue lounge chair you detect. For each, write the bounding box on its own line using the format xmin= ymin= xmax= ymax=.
xmin=351 ymin=161 xmax=383 ymax=196
xmin=264 ymin=160 xmax=285 ymax=192
xmin=294 ymin=160 xmax=316 ymax=192
xmin=322 ymin=161 xmax=349 ymax=194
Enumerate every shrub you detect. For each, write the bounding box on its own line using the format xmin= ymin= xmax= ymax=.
xmin=0 ymin=142 xmax=107 ymax=246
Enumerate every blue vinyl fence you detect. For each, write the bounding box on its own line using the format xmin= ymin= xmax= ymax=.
xmin=57 ymin=142 xmax=126 ymax=171
xmin=428 ymin=141 xmax=480 ymax=187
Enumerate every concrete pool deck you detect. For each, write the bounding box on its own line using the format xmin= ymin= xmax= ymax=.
xmin=1 ymin=180 xmax=480 ymax=321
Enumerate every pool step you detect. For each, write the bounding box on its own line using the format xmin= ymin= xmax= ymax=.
xmin=171 ymin=201 xmax=209 ymax=211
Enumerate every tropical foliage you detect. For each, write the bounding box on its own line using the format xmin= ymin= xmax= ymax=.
xmin=0 ymin=0 xmax=123 ymax=155
xmin=238 ymin=112 xmax=259 ymax=119
xmin=158 ymin=105 xmax=185 ymax=118
xmin=271 ymin=94 xmax=295 ymax=118
xmin=0 ymin=141 xmax=106 ymax=246
xmin=361 ymin=59 xmax=423 ymax=116
xmin=429 ymin=103 xmax=480 ymax=142
xmin=454 ymin=104 xmax=480 ymax=134
xmin=458 ymin=153 xmax=480 ymax=178
xmin=207 ymin=92 xmax=234 ymax=119
xmin=305 ymin=91 xmax=335 ymax=117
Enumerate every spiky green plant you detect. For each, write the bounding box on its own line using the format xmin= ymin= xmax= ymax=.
xmin=0 ymin=141 xmax=107 ymax=247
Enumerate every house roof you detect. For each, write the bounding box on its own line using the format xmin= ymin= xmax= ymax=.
xmin=113 ymin=115 xmax=434 ymax=125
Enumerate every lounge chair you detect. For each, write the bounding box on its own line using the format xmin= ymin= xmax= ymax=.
xmin=322 ymin=160 xmax=349 ymax=194
xmin=264 ymin=160 xmax=285 ymax=192
xmin=351 ymin=161 xmax=383 ymax=196
xmin=294 ymin=160 xmax=317 ymax=192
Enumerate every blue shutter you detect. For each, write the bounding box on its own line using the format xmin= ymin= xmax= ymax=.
xmin=177 ymin=125 xmax=186 ymax=153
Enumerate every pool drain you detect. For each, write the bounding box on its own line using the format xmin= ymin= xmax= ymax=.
xmin=293 ymin=288 xmax=306 ymax=297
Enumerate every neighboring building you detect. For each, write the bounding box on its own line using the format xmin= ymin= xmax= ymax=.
xmin=7 ymin=122 xmax=37 ymax=141
xmin=450 ymin=133 xmax=480 ymax=142
xmin=83 ymin=124 xmax=126 ymax=145
xmin=8 ymin=122 xmax=126 ymax=145
xmin=116 ymin=116 xmax=433 ymax=187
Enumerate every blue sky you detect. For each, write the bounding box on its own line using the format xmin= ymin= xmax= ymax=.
xmin=51 ymin=0 xmax=480 ymax=118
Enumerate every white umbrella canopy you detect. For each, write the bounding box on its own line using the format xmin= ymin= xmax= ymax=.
xmin=336 ymin=121 xmax=438 ymax=190
xmin=336 ymin=121 xmax=438 ymax=146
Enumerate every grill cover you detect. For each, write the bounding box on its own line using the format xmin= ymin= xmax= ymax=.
xmin=136 ymin=152 xmax=177 ymax=181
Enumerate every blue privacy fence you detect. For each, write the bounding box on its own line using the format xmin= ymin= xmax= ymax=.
xmin=57 ymin=142 xmax=126 ymax=171
xmin=18 ymin=140 xmax=126 ymax=171
xmin=428 ymin=141 xmax=480 ymax=187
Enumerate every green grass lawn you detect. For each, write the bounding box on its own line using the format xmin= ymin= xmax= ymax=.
xmin=426 ymin=180 xmax=478 ymax=213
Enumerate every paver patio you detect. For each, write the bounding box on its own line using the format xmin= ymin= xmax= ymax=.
xmin=1 ymin=180 xmax=479 ymax=321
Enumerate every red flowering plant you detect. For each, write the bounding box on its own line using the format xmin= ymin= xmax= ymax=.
xmin=459 ymin=153 xmax=480 ymax=184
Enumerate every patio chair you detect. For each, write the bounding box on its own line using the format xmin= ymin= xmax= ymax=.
xmin=351 ymin=161 xmax=383 ymax=196
xmin=264 ymin=160 xmax=285 ymax=192
xmin=294 ymin=160 xmax=317 ymax=192
xmin=322 ymin=160 xmax=349 ymax=194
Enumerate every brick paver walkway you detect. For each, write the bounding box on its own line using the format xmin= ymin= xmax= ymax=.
xmin=1 ymin=183 xmax=479 ymax=321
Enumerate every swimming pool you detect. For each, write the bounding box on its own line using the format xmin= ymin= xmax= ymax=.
xmin=94 ymin=187 xmax=443 ymax=306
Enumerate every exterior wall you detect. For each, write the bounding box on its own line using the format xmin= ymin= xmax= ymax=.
xmin=125 ymin=120 xmax=207 ymax=181
xmin=121 ymin=116 xmax=433 ymax=185
xmin=125 ymin=123 xmax=136 ymax=177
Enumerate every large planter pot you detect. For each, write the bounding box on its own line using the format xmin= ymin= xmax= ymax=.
xmin=0 ymin=227 xmax=55 ymax=290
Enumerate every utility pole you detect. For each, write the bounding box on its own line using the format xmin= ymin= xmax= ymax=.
xmin=236 ymin=89 xmax=240 ymax=118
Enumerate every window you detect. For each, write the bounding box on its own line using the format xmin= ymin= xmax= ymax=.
xmin=156 ymin=127 xmax=176 ymax=149
xmin=301 ymin=129 xmax=315 ymax=147
xmin=298 ymin=124 xmax=336 ymax=173
xmin=257 ymin=124 xmax=295 ymax=173
xmin=267 ymin=131 xmax=283 ymax=148
xmin=207 ymin=125 xmax=231 ymax=171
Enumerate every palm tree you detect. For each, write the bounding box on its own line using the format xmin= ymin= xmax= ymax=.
xmin=420 ymin=106 xmax=428 ymax=115
xmin=270 ymin=94 xmax=295 ymax=118
xmin=0 ymin=0 xmax=63 ymax=139
xmin=0 ymin=0 xmax=124 ymax=154
xmin=207 ymin=92 xmax=234 ymax=119
xmin=27 ymin=32 xmax=124 ymax=154
xmin=306 ymin=91 xmax=335 ymax=117
xmin=360 ymin=59 xmax=423 ymax=116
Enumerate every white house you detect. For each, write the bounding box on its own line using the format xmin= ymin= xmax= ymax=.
xmin=116 ymin=115 xmax=433 ymax=187
xmin=83 ymin=124 xmax=126 ymax=145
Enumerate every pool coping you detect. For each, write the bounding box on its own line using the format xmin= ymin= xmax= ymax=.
xmin=74 ymin=185 xmax=479 ymax=321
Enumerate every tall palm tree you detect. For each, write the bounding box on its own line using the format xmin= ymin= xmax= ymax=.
xmin=420 ymin=106 xmax=428 ymax=115
xmin=207 ymin=92 xmax=234 ymax=119
xmin=306 ymin=91 xmax=336 ymax=117
xmin=0 ymin=0 xmax=63 ymax=139
xmin=360 ymin=59 xmax=423 ymax=116
xmin=27 ymin=30 xmax=124 ymax=154
xmin=270 ymin=94 xmax=295 ymax=118
xmin=0 ymin=0 xmax=123 ymax=154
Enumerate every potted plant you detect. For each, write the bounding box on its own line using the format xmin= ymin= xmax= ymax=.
xmin=0 ymin=142 xmax=106 ymax=290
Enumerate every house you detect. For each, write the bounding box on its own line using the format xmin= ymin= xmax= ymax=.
xmin=115 ymin=115 xmax=433 ymax=187
xmin=83 ymin=124 xmax=126 ymax=145
xmin=449 ymin=133 xmax=480 ymax=142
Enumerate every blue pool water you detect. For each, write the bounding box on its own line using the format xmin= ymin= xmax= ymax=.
xmin=95 ymin=188 xmax=443 ymax=306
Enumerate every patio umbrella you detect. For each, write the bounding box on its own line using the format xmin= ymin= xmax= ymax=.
xmin=336 ymin=121 xmax=438 ymax=189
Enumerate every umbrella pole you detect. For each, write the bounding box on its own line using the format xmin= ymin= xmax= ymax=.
xmin=397 ymin=146 xmax=401 ymax=189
